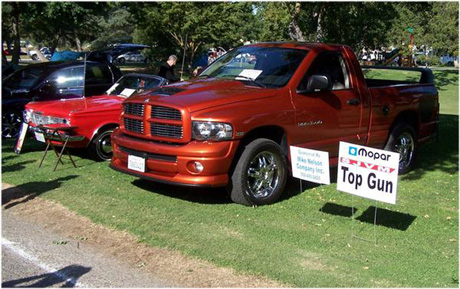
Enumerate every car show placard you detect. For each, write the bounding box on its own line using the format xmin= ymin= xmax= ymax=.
xmin=337 ymin=142 xmax=399 ymax=204
xmin=290 ymin=146 xmax=330 ymax=185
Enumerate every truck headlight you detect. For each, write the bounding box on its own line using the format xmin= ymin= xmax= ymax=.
xmin=192 ymin=121 xmax=233 ymax=141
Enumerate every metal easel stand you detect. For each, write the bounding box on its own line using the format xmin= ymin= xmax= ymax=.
xmin=351 ymin=195 xmax=378 ymax=246
xmin=38 ymin=125 xmax=77 ymax=171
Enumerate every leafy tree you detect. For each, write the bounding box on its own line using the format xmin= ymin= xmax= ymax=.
xmin=426 ymin=2 xmax=459 ymax=56
xmin=132 ymin=2 xmax=258 ymax=68
xmin=22 ymin=2 xmax=110 ymax=53
xmin=90 ymin=5 xmax=136 ymax=50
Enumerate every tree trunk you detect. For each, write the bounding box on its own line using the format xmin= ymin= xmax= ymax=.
xmin=11 ymin=3 xmax=21 ymax=65
xmin=289 ymin=2 xmax=305 ymax=41
xmin=314 ymin=4 xmax=325 ymax=42
xmin=75 ymin=35 xmax=82 ymax=52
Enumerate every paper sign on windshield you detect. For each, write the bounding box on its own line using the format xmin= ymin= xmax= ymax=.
xmin=237 ymin=69 xmax=262 ymax=80
xmin=120 ymin=88 xmax=136 ymax=98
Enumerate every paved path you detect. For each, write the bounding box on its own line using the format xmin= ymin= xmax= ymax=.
xmin=2 ymin=205 xmax=167 ymax=287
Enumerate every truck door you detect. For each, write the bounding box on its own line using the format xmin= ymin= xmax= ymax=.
xmin=291 ymin=51 xmax=366 ymax=158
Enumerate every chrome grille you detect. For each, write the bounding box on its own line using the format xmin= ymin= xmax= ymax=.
xmin=124 ymin=103 xmax=144 ymax=116
xmin=151 ymin=106 xmax=182 ymax=120
xmin=123 ymin=118 xmax=144 ymax=134
xmin=151 ymin=123 xmax=183 ymax=139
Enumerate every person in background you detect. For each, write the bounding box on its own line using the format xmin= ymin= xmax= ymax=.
xmin=158 ymin=55 xmax=182 ymax=83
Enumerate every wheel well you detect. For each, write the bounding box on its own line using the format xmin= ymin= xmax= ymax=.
xmin=89 ymin=123 xmax=118 ymax=145
xmin=390 ymin=111 xmax=419 ymax=133
xmin=229 ymin=126 xmax=288 ymax=176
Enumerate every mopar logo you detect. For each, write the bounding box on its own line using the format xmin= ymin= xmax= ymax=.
xmin=349 ymin=146 xmax=358 ymax=156
xmin=349 ymin=146 xmax=392 ymax=161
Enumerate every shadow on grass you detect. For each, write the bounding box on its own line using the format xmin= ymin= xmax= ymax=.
xmin=433 ymin=70 xmax=459 ymax=91
xmin=319 ymin=202 xmax=358 ymax=217
xmin=356 ymin=206 xmax=416 ymax=231
xmin=131 ymin=179 xmax=231 ymax=205
xmin=2 ymin=175 xmax=78 ymax=210
xmin=2 ymin=160 xmax=36 ymax=173
xmin=2 ymin=136 xmax=46 ymax=154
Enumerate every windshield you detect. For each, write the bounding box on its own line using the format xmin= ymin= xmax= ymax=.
xmin=106 ymin=75 xmax=163 ymax=97
xmin=3 ymin=66 xmax=48 ymax=90
xmin=200 ymin=46 xmax=308 ymax=88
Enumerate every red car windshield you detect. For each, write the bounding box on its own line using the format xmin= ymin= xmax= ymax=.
xmin=106 ymin=75 xmax=163 ymax=97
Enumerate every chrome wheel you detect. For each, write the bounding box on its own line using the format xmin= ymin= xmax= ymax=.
xmin=394 ymin=132 xmax=415 ymax=171
xmin=2 ymin=111 xmax=21 ymax=138
xmin=246 ymin=151 xmax=281 ymax=199
xmin=385 ymin=123 xmax=418 ymax=174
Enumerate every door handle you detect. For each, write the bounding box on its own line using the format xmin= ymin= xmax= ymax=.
xmin=347 ymin=98 xmax=360 ymax=105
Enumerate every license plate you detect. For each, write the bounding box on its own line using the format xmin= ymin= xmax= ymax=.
xmin=35 ymin=132 xmax=46 ymax=143
xmin=128 ymin=155 xmax=145 ymax=173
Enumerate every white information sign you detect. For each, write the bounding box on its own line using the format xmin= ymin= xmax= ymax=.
xmin=35 ymin=131 xmax=46 ymax=143
xmin=120 ymin=88 xmax=136 ymax=98
xmin=128 ymin=155 xmax=146 ymax=173
xmin=236 ymin=69 xmax=263 ymax=80
xmin=290 ymin=146 xmax=330 ymax=185
xmin=337 ymin=142 xmax=399 ymax=204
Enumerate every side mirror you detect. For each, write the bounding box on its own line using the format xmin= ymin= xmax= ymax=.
xmin=307 ymin=74 xmax=331 ymax=92
xmin=297 ymin=74 xmax=331 ymax=94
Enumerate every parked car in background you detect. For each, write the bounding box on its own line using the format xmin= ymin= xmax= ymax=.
xmin=24 ymin=73 xmax=168 ymax=161
xmin=29 ymin=47 xmax=52 ymax=61
xmin=2 ymin=61 xmax=122 ymax=138
xmin=116 ymin=50 xmax=148 ymax=64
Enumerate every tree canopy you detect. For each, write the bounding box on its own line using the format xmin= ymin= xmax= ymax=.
xmin=2 ymin=1 xmax=458 ymax=65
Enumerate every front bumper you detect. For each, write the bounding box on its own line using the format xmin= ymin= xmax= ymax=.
xmin=29 ymin=125 xmax=86 ymax=147
xmin=110 ymin=128 xmax=240 ymax=187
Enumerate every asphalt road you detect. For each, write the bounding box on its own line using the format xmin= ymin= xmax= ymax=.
xmin=2 ymin=207 xmax=168 ymax=288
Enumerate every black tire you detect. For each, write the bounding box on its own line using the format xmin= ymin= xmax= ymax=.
xmin=118 ymin=57 xmax=126 ymax=64
xmin=31 ymin=54 xmax=39 ymax=61
xmin=88 ymin=128 xmax=115 ymax=161
xmin=230 ymin=138 xmax=288 ymax=206
xmin=2 ymin=110 xmax=22 ymax=139
xmin=384 ymin=123 xmax=418 ymax=174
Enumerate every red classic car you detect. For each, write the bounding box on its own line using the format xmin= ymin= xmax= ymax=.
xmin=24 ymin=73 xmax=168 ymax=161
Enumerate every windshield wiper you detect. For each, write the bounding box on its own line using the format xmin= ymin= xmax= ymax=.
xmin=229 ymin=75 xmax=266 ymax=88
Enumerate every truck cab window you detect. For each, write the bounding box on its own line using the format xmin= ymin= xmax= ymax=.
xmin=299 ymin=53 xmax=350 ymax=91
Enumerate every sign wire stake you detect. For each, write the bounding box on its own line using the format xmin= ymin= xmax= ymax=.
xmin=373 ymin=201 xmax=378 ymax=246
xmin=350 ymin=195 xmax=378 ymax=246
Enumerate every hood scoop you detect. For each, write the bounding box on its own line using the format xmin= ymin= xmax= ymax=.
xmin=150 ymin=87 xmax=185 ymax=97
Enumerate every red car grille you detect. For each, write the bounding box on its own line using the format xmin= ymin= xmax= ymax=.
xmin=122 ymin=103 xmax=185 ymax=142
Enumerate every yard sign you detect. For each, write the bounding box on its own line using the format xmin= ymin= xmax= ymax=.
xmin=337 ymin=142 xmax=399 ymax=204
xmin=290 ymin=146 xmax=330 ymax=185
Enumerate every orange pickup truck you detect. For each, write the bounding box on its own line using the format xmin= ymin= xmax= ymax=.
xmin=110 ymin=42 xmax=439 ymax=206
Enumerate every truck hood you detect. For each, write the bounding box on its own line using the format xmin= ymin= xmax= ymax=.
xmin=128 ymin=78 xmax=280 ymax=113
xmin=25 ymin=95 xmax=123 ymax=118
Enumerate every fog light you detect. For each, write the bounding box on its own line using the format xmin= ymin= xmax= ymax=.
xmin=194 ymin=161 xmax=204 ymax=173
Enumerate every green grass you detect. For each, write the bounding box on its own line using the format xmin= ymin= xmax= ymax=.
xmin=2 ymin=69 xmax=458 ymax=287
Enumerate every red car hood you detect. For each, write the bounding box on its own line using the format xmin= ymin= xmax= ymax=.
xmin=127 ymin=78 xmax=280 ymax=113
xmin=25 ymin=95 xmax=124 ymax=118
